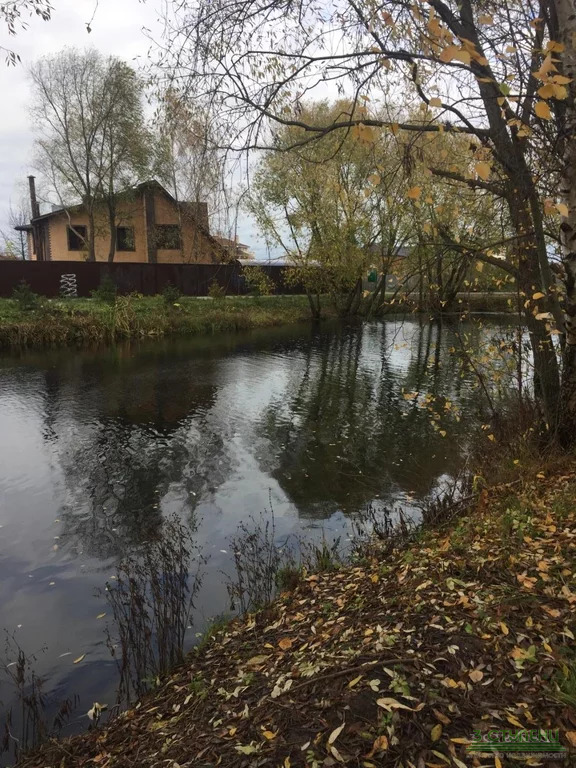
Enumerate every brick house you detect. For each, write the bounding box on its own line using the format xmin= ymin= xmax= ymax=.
xmin=17 ymin=178 xmax=229 ymax=264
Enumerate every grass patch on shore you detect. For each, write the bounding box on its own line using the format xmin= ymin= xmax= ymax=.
xmin=0 ymin=295 xmax=317 ymax=350
xmin=18 ymin=459 xmax=576 ymax=767
xmin=0 ymin=291 xmax=517 ymax=350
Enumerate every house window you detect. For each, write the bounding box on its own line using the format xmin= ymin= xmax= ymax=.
xmin=67 ymin=225 xmax=87 ymax=251
xmin=156 ymin=225 xmax=181 ymax=250
xmin=116 ymin=226 xmax=135 ymax=251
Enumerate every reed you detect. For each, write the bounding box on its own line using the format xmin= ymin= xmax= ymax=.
xmin=0 ymin=295 xmax=314 ymax=350
xmin=100 ymin=515 xmax=204 ymax=705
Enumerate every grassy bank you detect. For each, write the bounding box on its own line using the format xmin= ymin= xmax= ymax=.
xmin=0 ymin=291 xmax=517 ymax=350
xmin=19 ymin=460 xmax=576 ymax=767
xmin=0 ymin=295 xmax=318 ymax=350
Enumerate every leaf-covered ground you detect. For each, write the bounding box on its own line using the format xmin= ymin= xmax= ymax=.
xmin=19 ymin=465 xmax=576 ymax=767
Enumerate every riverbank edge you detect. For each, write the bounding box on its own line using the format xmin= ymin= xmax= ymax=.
xmin=0 ymin=292 xmax=517 ymax=351
xmin=18 ymin=458 xmax=576 ymax=767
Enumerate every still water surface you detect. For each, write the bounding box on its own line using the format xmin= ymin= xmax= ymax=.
xmin=0 ymin=317 xmax=513 ymax=754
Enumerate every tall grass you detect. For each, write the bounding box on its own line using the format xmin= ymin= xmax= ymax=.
xmin=0 ymin=634 xmax=77 ymax=765
xmin=100 ymin=515 xmax=204 ymax=705
xmin=0 ymin=295 xmax=314 ymax=350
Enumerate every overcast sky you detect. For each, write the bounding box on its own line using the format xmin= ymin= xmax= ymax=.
xmin=0 ymin=0 xmax=268 ymax=255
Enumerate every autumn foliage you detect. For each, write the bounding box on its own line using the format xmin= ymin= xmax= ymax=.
xmin=19 ymin=462 xmax=576 ymax=766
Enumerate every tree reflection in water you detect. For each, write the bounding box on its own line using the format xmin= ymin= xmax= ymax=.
xmin=38 ymin=347 xmax=232 ymax=561
xmin=256 ymin=319 xmax=490 ymax=518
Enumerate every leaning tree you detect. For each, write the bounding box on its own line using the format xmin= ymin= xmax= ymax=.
xmin=157 ymin=0 xmax=576 ymax=444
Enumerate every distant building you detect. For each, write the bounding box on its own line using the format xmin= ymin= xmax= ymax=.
xmin=16 ymin=178 xmax=228 ymax=264
xmin=214 ymin=235 xmax=256 ymax=260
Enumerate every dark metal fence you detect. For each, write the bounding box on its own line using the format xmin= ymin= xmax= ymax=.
xmin=0 ymin=261 xmax=302 ymax=298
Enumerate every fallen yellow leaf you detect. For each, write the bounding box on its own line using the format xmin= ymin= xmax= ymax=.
xmin=431 ymin=723 xmax=442 ymax=742
xmin=73 ymin=654 xmax=86 ymax=664
xmin=328 ymin=722 xmax=345 ymax=745
xmin=278 ymin=638 xmax=293 ymax=651
xmin=365 ymin=734 xmax=389 ymax=758
xmin=377 ymin=697 xmax=424 ymax=712
xmin=433 ymin=709 xmax=451 ymax=725
xmin=565 ymin=731 xmax=576 ymax=747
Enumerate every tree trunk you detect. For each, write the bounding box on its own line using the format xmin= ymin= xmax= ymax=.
xmin=305 ymin=288 xmax=321 ymax=319
xmin=506 ymin=175 xmax=561 ymax=433
xmin=87 ymin=208 xmax=96 ymax=262
xmin=107 ymin=200 xmax=116 ymax=263
xmin=554 ymin=0 xmax=576 ymax=446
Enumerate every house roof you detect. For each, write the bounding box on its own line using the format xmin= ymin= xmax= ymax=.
xmin=21 ymin=179 xmax=228 ymax=260
xmin=215 ymin=236 xmax=251 ymax=251
xmin=26 ymin=180 xmax=207 ymax=224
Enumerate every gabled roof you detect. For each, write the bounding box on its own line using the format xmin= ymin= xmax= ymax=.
xmin=24 ymin=179 xmax=228 ymax=259
xmin=28 ymin=180 xmax=205 ymax=224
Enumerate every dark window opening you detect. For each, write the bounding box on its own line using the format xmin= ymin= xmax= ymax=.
xmin=156 ymin=225 xmax=181 ymax=250
xmin=67 ymin=225 xmax=87 ymax=251
xmin=116 ymin=226 xmax=135 ymax=251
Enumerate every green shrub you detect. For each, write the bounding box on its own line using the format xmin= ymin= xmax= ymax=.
xmin=243 ymin=265 xmax=275 ymax=296
xmin=162 ymin=282 xmax=181 ymax=306
xmin=12 ymin=280 xmax=40 ymax=311
xmin=208 ymin=279 xmax=226 ymax=299
xmin=91 ymin=274 xmax=117 ymax=304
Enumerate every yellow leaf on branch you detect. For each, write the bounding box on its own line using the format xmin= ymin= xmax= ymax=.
xmin=475 ymin=161 xmax=491 ymax=180
xmin=534 ymin=101 xmax=552 ymax=120
xmin=537 ymin=83 xmax=555 ymax=99
xmin=533 ymin=54 xmax=556 ymax=81
xmin=552 ymin=84 xmax=568 ymax=99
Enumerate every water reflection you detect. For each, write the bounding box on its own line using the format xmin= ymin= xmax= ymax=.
xmin=0 ymin=317 xmax=514 ymax=763
xmin=257 ymin=320 xmax=479 ymax=514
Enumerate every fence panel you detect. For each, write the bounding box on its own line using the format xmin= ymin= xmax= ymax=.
xmin=0 ymin=261 xmax=305 ymax=298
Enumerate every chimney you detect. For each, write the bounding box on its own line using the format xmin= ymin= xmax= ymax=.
xmin=28 ymin=175 xmax=40 ymax=219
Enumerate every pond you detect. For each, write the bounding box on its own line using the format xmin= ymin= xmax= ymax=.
xmin=0 ymin=316 xmax=518 ymax=761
